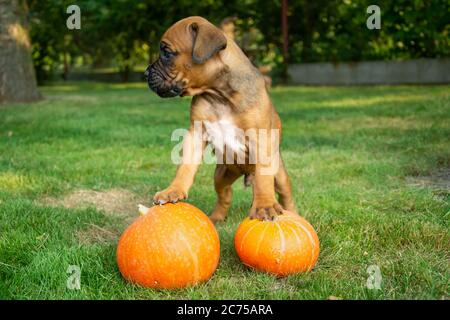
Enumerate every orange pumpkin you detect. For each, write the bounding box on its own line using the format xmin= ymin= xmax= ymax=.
xmin=117 ymin=202 xmax=220 ymax=288
xmin=234 ymin=211 xmax=319 ymax=276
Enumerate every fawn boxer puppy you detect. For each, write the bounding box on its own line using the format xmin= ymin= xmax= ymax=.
xmin=145 ymin=16 xmax=295 ymax=222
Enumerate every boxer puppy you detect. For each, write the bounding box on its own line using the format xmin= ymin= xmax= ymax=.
xmin=145 ymin=16 xmax=296 ymax=222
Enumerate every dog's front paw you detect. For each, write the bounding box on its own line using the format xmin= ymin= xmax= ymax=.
xmin=249 ymin=201 xmax=283 ymax=221
xmin=153 ymin=187 xmax=187 ymax=205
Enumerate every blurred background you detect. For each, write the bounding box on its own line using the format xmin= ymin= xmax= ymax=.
xmin=1 ymin=0 xmax=449 ymax=104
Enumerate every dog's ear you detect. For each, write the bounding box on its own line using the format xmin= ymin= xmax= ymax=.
xmin=190 ymin=22 xmax=227 ymax=64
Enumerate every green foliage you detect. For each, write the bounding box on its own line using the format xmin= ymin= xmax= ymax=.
xmin=0 ymin=83 xmax=449 ymax=299
xmin=285 ymin=0 xmax=450 ymax=63
xmin=27 ymin=0 xmax=449 ymax=82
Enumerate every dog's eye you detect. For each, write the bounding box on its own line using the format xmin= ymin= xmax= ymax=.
xmin=160 ymin=46 xmax=175 ymax=60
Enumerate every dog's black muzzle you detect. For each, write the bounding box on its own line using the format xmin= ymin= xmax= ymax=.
xmin=144 ymin=63 xmax=183 ymax=98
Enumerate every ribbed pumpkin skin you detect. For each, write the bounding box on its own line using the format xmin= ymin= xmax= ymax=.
xmin=234 ymin=211 xmax=319 ymax=276
xmin=117 ymin=202 xmax=220 ymax=288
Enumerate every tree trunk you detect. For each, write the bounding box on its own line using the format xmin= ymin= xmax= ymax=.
xmin=121 ymin=65 xmax=130 ymax=83
xmin=62 ymin=51 xmax=69 ymax=81
xmin=0 ymin=0 xmax=41 ymax=104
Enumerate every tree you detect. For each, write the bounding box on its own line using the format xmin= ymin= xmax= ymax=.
xmin=0 ymin=0 xmax=41 ymax=103
xmin=21 ymin=0 xmax=449 ymax=84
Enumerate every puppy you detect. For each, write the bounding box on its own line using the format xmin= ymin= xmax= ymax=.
xmin=145 ymin=16 xmax=296 ymax=222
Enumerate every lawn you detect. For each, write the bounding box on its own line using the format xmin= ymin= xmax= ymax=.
xmin=0 ymin=82 xmax=449 ymax=299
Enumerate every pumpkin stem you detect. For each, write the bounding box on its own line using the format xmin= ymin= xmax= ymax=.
xmin=138 ymin=204 xmax=150 ymax=216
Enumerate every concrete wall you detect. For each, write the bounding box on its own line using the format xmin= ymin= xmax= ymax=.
xmin=288 ymin=58 xmax=450 ymax=85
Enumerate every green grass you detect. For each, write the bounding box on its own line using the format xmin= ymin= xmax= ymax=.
xmin=0 ymin=82 xmax=449 ymax=299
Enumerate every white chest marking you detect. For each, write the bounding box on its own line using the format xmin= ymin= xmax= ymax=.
xmin=203 ymin=119 xmax=246 ymax=155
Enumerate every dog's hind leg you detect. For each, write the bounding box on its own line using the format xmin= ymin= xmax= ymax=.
xmin=275 ymin=160 xmax=296 ymax=213
xmin=210 ymin=165 xmax=242 ymax=224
